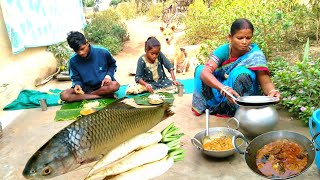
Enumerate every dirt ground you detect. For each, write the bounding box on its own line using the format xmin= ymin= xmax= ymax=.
xmin=0 ymin=17 xmax=319 ymax=180
xmin=113 ymin=16 xmax=198 ymax=84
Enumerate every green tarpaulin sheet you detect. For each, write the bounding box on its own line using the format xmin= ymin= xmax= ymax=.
xmin=3 ymin=89 xmax=62 ymax=110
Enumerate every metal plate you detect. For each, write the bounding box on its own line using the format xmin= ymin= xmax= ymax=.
xmin=236 ymin=96 xmax=279 ymax=106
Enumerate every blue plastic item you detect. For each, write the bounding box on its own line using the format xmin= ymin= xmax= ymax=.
xmin=309 ymin=108 xmax=320 ymax=170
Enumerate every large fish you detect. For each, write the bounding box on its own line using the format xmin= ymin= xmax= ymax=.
xmin=22 ymin=99 xmax=173 ymax=179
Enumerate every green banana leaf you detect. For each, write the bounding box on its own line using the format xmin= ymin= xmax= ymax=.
xmin=55 ymin=98 xmax=116 ymax=121
xmin=133 ymin=92 xmax=174 ymax=106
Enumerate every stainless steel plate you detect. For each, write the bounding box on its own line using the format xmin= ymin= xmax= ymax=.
xmin=236 ymin=96 xmax=279 ymax=106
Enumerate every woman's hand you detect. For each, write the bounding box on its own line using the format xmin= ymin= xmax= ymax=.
xmin=172 ymin=80 xmax=180 ymax=86
xmin=145 ymin=84 xmax=154 ymax=93
xmin=268 ymin=89 xmax=281 ymax=99
xmin=256 ymin=71 xmax=281 ymax=99
xmin=220 ymin=86 xmax=240 ymax=104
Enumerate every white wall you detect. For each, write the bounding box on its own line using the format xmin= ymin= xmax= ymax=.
xmin=0 ymin=7 xmax=57 ymax=110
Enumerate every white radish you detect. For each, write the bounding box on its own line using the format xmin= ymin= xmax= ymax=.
xmin=86 ymin=143 xmax=169 ymax=180
xmin=110 ymin=156 xmax=174 ymax=180
xmin=87 ymin=131 xmax=162 ymax=176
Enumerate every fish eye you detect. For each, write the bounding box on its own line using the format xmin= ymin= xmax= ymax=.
xmin=41 ymin=166 xmax=52 ymax=176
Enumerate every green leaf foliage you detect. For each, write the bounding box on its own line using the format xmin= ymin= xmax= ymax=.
xmin=47 ymin=42 xmax=73 ymax=70
xmin=83 ymin=0 xmax=95 ymax=7
xmin=116 ymin=2 xmax=137 ymax=20
xmin=186 ymin=0 xmax=317 ymax=63
xmin=268 ymin=41 xmax=320 ymax=125
xmin=84 ymin=8 xmax=129 ymax=55
xmin=55 ymin=99 xmax=116 ymax=121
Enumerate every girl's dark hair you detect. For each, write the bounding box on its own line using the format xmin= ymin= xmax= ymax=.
xmin=230 ymin=18 xmax=254 ymax=36
xmin=67 ymin=31 xmax=86 ymax=52
xmin=145 ymin=37 xmax=161 ymax=52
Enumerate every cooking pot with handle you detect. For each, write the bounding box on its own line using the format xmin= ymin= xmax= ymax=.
xmin=234 ymin=104 xmax=279 ymax=136
xmin=232 ymin=130 xmax=316 ymax=179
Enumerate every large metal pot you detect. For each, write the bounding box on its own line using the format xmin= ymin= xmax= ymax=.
xmin=191 ymin=118 xmax=244 ymax=158
xmin=234 ymin=105 xmax=279 ymax=136
xmin=232 ymin=130 xmax=317 ymax=179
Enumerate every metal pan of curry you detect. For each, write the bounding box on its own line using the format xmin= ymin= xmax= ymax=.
xmin=232 ymin=130 xmax=318 ymax=179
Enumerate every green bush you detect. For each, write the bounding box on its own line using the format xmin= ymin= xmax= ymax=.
xmin=83 ymin=0 xmax=95 ymax=7
xmin=116 ymin=2 xmax=137 ymax=20
xmin=84 ymin=9 xmax=129 ymax=55
xmin=110 ymin=0 xmax=128 ymax=6
xmin=186 ymin=0 xmax=315 ymax=63
xmin=268 ymin=39 xmax=320 ymax=124
xmin=110 ymin=0 xmax=121 ymax=6
xmin=100 ymin=36 xmax=122 ymax=54
xmin=47 ymin=42 xmax=73 ymax=70
xmin=145 ymin=3 xmax=163 ymax=21
xmin=185 ymin=0 xmax=217 ymax=45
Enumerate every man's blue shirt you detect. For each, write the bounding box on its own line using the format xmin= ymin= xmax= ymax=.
xmin=69 ymin=45 xmax=117 ymax=87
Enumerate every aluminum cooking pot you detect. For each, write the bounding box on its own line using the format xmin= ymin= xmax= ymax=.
xmin=220 ymin=94 xmax=280 ymax=136
xmin=234 ymin=104 xmax=279 ymax=136
xmin=232 ymin=130 xmax=317 ymax=179
xmin=191 ymin=118 xmax=244 ymax=158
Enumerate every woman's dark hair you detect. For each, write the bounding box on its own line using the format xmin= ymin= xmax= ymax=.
xmin=230 ymin=18 xmax=254 ymax=36
xmin=145 ymin=37 xmax=161 ymax=52
xmin=67 ymin=31 xmax=86 ymax=52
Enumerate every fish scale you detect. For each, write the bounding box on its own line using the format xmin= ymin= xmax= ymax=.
xmin=23 ymin=100 xmax=173 ymax=179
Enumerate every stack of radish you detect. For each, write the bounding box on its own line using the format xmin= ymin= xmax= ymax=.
xmin=85 ymin=123 xmax=185 ymax=180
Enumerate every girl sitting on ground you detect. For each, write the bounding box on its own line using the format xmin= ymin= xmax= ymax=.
xmin=127 ymin=37 xmax=180 ymax=94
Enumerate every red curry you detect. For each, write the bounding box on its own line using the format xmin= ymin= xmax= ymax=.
xmin=256 ymin=139 xmax=308 ymax=178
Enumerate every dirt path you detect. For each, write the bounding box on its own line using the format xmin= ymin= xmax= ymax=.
xmin=114 ymin=16 xmax=197 ymax=85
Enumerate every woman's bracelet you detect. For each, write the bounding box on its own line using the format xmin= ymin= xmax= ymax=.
xmin=268 ymin=89 xmax=279 ymax=95
xmin=145 ymin=84 xmax=152 ymax=88
xmin=219 ymin=86 xmax=231 ymax=95
xmin=205 ymin=63 xmax=215 ymax=71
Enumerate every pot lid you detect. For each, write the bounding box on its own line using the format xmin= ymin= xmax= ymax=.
xmin=236 ymin=96 xmax=279 ymax=106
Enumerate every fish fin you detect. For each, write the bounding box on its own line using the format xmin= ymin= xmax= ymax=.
xmin=106 ymin=97 xmax=136 ymax=109
xmin=80 ymin=155 xmax=103 ymax=165
xmin=162 ymin=102 xmax=174 ymax=118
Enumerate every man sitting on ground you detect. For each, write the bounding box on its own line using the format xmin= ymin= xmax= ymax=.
xmin=60 ymin=31 xmax=120 ymax=102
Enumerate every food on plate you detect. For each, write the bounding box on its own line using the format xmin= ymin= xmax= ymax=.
xmin=148 ymin=93 xmax=164 ymax=104
xmin=83 ymin=101 xmax=100 ymax=109
xmin=80 ymin=108 xmax=97 ymax=116
xmin=80 ymin=101 xmax=100 ymax=115
xmin=203 ymin=136 xmax=233 ymax=151
xmin=256 ymin=139 xmax=308 ymax=178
